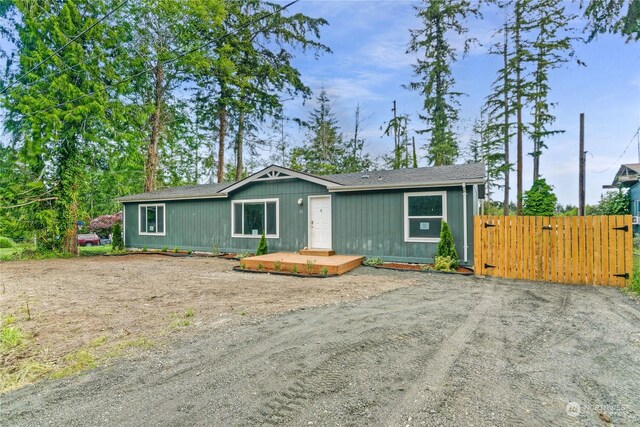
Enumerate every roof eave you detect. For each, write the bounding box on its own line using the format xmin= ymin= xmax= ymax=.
xmin=116 ymin=193 xmax=229 ymax=203
xmin=327 ymin=178 xmax=485 ymax=192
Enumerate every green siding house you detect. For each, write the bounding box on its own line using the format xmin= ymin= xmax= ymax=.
xmin=604 ymin=163 xmax=640 ymax=233
xmin=117 ymin=163 xmax=485 ymax=265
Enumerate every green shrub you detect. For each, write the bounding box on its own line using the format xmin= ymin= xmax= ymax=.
xmin=363 ymin=257 xmax=384 ymax=266
xmin=292 ymin=264 xmax=299 ymax=274
xmin=237 ymin=252 xmax=250 ymax=259
xmin=434 ymin=255 xmax=456 ymax=272
xmin=320 ymin=266 xmax=329 ymax=276
xmin=211 ymin=241 xmax=220 ymax=256
xmin=305 ymin=259 xmax=316 ymax=275
xmin=257 ymin=263 xmax=264 ymax=271
xmin=274 ymin=260 xmax=282 ymax=271
xmin=142 ymin=246 xmax=148 ymax=252
xmin=161 ymin=246 xmax=168 ymax=252
xmin=256 ymin=232 xmax=268 ymax=256
xmin=111 ymin=223 xmax=124 ymax=251
xmin=0 ymin=236 xmax=16 ymax=248
xmin=239 ymin=262 xmax=246 ymax=270
xmin=173 ymin=246 xmax=180 ymax=253
xmin=436 ymin=221 xmax=458 ymax=268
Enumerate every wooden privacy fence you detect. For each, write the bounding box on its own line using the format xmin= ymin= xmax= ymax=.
xmin=474 ymin=215 xmax=633 ymax=287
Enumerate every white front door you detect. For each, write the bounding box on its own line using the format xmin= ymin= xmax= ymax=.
xmin=309 ymin=196 xmax=332 ymax=249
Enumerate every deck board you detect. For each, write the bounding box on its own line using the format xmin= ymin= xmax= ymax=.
xmin=242 ymin=252 xmax=364 ymax=275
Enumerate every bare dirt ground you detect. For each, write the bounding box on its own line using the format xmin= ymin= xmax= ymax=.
xmin=0 ymin=255 xmax=423 ymax=387
xmin=3 ymin=256 xmax=640 ymax=426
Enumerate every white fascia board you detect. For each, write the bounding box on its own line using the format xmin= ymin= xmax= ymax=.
xmin=221 ymin=165 xmax=341 ymax=193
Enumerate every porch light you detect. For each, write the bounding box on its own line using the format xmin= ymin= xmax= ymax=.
xmin=297 ymin=198 xmax=303 ymax=205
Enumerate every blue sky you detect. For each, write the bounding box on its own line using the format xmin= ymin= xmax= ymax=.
xmin=274 ymin=0 xmax=640 ymax=205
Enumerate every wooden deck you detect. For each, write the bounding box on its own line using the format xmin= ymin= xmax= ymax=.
xmin=242 ymin=252 xmax=364 ymax=275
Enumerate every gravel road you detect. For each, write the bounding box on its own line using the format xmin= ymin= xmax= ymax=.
xmin=3 ymin=274 xmax=640 ymax=426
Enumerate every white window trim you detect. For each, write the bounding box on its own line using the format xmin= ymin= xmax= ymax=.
xmin=403 ymin=191 xmax=447 ymax=243
xmin=138 ymin=203 xmax=166 ymax=236
xmin=231 ymin=198 xmax=280 ymax=239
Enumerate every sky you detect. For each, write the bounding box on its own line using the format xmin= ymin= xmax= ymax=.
xmin=272 ymin=0 xmax=640 ymax=206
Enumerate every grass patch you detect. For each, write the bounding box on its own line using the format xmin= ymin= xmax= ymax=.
xmin=628 ymin=254 xmax=640 ymax=295
xmin=79 ymin=244 xmax=112 ymax=256
xmin=171 ymin=319 xmax=192 ymax=329
xmin=0 ymin=246 xmax=21 ymax=260
xmin=50 ymin=350 xmax=97 ymax=379
xmin=1 ymin=360 xmax=53 ymax=393
xmin=0 ymin=325 xmax=24 ymax=350
xmin=89 ymin=335 xmax=109 ymax=348
xmin=0 ymin=236 xmax=16 ymax=248
xmin=0 ymin=243 xmax=113 ymax=261
xmin=184 ymin=308 xmax=194 ymax=318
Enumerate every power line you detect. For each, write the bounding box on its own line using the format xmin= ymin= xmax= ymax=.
xmin=592 ymin=126 xmax=640 ymax=173
xmin=0 ymin=0 xmax=129 ymax=95
xmin=13 ymin=0 xmax=301 ymax=120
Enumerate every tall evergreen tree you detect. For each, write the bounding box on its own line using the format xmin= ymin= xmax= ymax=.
xmin=406 ymin=0 xmax=478 ymax=166
xmin=291 ymin=89 xmax=345 ymax=175
xmin=0 ymin=0 xmax=122 ymax=252
xmin=584 ymin=0 xmax=640 ymax=41
xmin=382 ymin=101 xmax=411 ymax=169
xmin=190 ymin=0 xmax=329 ymax=183
xmin=529 ymin=0 xmax=577 ymax=181
xmin=483 ymin=19 xmax=515 ymax=215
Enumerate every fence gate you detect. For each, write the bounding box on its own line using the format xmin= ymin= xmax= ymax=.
xmin=473 ymin=215 xmax=633 ymax=287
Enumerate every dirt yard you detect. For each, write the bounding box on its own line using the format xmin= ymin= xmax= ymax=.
xmin=0 ymin=255 xmax=423 ymax=390
xmin=3 ymin=256 xmax=640 ymax=426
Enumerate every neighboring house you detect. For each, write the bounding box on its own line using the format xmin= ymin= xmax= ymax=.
xmin=117 ymin=163 xmax=485 ymax=265
xmin=604 ymin=163 xmax=640 ymax=232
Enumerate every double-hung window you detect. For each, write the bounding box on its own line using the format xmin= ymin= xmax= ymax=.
xmin=232 ymin=199 xmax=279 ymax=238
xmin=404 ymin=192 xmax=446 ymax=242
xmin=139 ymin=204 xmax=165 ymax=235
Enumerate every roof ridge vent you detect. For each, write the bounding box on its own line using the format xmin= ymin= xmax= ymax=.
xmin=360 ymin=174 xmax=370 ymax=179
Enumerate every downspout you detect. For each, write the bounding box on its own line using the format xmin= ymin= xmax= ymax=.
xmin=121 ymin=203 xmax=126 ymax=248
xmin=462 ymin=183 xmax=468 ymax=263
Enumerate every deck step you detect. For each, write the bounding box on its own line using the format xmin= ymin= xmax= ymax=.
xmin=299 ymin=249 xmax=335 ymax=256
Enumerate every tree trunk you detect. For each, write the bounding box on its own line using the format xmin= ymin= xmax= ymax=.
xmin=515 ymin=4 xmax=523 ymax=216
xmin=217 ymin=104 xmax=227 ymax=183
xmin=235 ymin=110 xmax=244 ymax=181
xmin=412 ymin=136 xmax=418 ymax=168
xmin=502 ymin=26 xmax=510 ymax=216
xmin=144 ymin=59 xmax=164 ymax=193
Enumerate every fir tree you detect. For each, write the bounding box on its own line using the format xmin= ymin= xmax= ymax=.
xmin=256 ymin=232 xmax=268 ymax=255
xmin=406 ymin=0 xmax=478 ymax=166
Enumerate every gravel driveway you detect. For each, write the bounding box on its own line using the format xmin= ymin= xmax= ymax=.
xmin=3 ymin=273 xmax=640 ymax=426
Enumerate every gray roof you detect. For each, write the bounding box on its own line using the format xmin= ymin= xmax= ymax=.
xmin=604 ymin=163 xmax=640 ymax=188
xmin=324 ymin=162 xmax=485 ymax=187
xmin=116 ymin=182 xmax=233 ymax=202
xmin=116 ymin=162 xmax=485 ymax=202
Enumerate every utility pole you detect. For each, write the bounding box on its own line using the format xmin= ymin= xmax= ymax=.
xmin=579 ymin=113 xmax=586 ymax=216
xmin=392 ymin=100 xmax=399 ymax=168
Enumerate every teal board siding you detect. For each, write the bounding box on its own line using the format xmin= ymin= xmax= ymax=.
xmin=123 ymin=178 xmax=475 ymax=265
xmin=630 ymin=182 xmax=640 ymax=234
xmin=124 ymin=179 xmax=328 ymax=253
xmin=332 ymin=186 xmax=474 ymax=265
